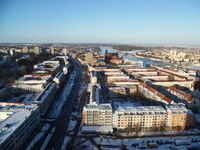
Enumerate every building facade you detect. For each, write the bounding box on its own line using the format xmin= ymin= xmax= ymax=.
xmin=85 ymin=52 xmax=93 ymax=65
xmin=82 ymin=103 xmax=190 ymax=133
xmin=113 ymin=106 xmax=167 ymax=132
xmin=112 ymin=104 xmax=188 ymax=132
xmin=0 ymin=103 xmax=40 ymax=150
xmin=82 ymin=103 xmax=113 ymax=126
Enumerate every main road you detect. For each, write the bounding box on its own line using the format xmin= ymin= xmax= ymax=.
xmin=45 ymin=57 xmax=83 ymax=150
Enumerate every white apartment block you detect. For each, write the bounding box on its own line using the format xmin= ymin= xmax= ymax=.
xmin=82 ymin=103 xmax=113 ymax=126
xmin=0 ymin=103 xmax=40 ymax=150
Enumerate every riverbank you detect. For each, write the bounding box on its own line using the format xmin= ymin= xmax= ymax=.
xmin=134 ymin=53 xmax=163 ymax=62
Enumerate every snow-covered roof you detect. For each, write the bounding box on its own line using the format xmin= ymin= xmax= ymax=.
xmin=106 ymin=75 xmax=129 ymax=78
xmin=0 ymin=103 xmax=38 ymax=145
xmin=84 ymin=103 xmax=112 ymax=110
xmin=108 ymin=86 xmax=126 ymax=90
xmin=115 ymin=106 xmax=166 ymax=115
xmin=82 ymin=125 xmax=113 ymax=133
xmin=34 ymin=60 xmax=60 ymax=72
xmin=35 ymin=82 xmax=57 ymax=103
xmin=166 ymin=104 xmax=188 ymax=113
xmin=18 ymin=74 xmax=51 ymax=81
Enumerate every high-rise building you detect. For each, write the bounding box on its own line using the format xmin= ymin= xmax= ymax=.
xmin=90 ymin=71 xmax=97 ymax=84
xmin=2 ymin=55 xmax=12 ymax=62
xmin=9 ymin=49 xmax=16 ymax=56
xmin=63 ymin=48 xmax=68 ymax=56
xmin=85 ymin=52 xmax=93 ymax=65
xmin=21 ymin=47 xmax=29 ymax=53
xmin=34 ymin=46 xmax=40 ymax=55
xmin=50 ymin=47 xmax=55 ymax=55
xmin=40 ymin=47 xmax=46 ymax=54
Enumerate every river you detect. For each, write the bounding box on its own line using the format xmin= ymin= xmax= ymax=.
xmin=99 ymin=46 xmax=174 ymax=67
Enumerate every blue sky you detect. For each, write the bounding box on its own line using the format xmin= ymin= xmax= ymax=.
xmin=0 ymin=0 xmax=200 ymax=44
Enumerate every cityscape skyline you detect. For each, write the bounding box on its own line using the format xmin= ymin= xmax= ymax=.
xmin=1 ymin=0 xmax=200 ymax=149
xmin=0 ymin=0 xmax=200 ymax=44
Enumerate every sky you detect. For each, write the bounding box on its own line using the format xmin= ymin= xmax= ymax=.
xmin=0 ymin=0 xmax=200 ymax=44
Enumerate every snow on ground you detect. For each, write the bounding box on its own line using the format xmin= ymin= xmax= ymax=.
xmin=112 ymin=100 xmax=142 ymax=109
xmin=117 ymin=129 xmax=200 ymax=137
xmin=195 ymin=113 xmax=200 ymax=123
xmin=163 ymin=129 xmax=200 ymax=135
xmin=74 ymin=139 xmax=98 ymax=150
xmin=71 ymin=111 xmax=79 ymax=116
xmin=71 ymin=111 xmax=81 ymax=118
xmin=94 ymin=137 xmax=121 ymax=146
xmin=93 ymin=135 xmax=200 ymax=150
xmin=27 ymin=123 xmax=50 ymax=149
xmin=41 ymin=123 xmax=50 ymax=132
xmin=74 ymin=83 xmax=87 ymax=106
xmin=26 ymin=132 xmax=46 ymax=150
xmin=48 ymin=71 xmax=75 ymax=118
xmin=73 ymin=137 xmax=86 ymax=146
xmin=77 ymin=125 xmax=82 ymax=136
xmin=61 ymin=136 xmax=71 ymax=150
xmin=67 ymin=119 xmax=77 ymax=133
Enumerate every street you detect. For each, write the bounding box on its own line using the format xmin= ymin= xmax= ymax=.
xmin=28 ymin=58 xmax=83 ymax=150
xmin=46 ymin=58 xmax=83 ymax=149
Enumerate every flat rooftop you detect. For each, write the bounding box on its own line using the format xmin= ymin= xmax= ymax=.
xmin=166 ymin=104 xmax=188 ymax=113
xmin=115 ymin=105 xmax=166 ymax=114
xmin=18 ymin=74 xmax=51 ymax=82
xmin=85 ymin=103 xmax=112 ymax=110
xmin=1 ymin=94 xmax=38 ymax=104
xmin=0 ymin=103 xmax=38 ymax=145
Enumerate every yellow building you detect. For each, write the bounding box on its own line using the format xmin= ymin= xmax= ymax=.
xmin=166 ymin=105 xmax=187 ymax=131
xmin=113 ymin=106 xmax=167 ymax=132
xmin=82 ymin=103 xmax=189 ymax=133
xmin=113 ymin=104 xmax=188 ymax=132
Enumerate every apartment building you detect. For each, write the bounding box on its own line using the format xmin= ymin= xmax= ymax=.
xmin=85 ymin=52 xmax=94 ymax=65
xmin=138 ymin=83 xmax=173 ymax=105
xmin=108 ymin=86 xmax=127 ymax=98
xmin=90 ymin=71 xmax=97 ymax=84
xmin=63 ymin=62 xmax=71 ymax=75
xmin=53 ymin=71 xmax=66 ymax=86
xmin=112 ymin=80 xmax=140 ymax=86
xmin=106 ymin=75 xmax=130 ymax=85
xmin=167 ymin=86 xmax=192 ymax=102
xmin=52 ymin=56 xmax=68 ymax=65
xmin=34 ymin=60 xmax=61 ymax=74
xmin=13 ymin=74 xmax=52 ymax=92
xmin=89 ymin=84 xmax=100 ymax=104
xmin=104 ymin=72 xmax=125 ymax=76
xmin=34 ymin=82 xmax=57 ymax=115
xmin=82 ymin=103 xmax=113 ymax=126
xmin=113 ymin=104 xmax=189 ymax=132
xmin=166 ymin=105 xmax=188 ymax=130
xmin=113 ymin=106 xmax=167 ymax=132
xmin=0 ymin=103 xmax=40 ymax=150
